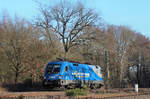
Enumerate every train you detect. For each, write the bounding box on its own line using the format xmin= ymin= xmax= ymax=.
xmin=42 ymin=60 xmax=104 ymax=89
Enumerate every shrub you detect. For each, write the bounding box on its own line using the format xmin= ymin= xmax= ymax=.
xmin=65 ymin=88 xmax=89 ymax=96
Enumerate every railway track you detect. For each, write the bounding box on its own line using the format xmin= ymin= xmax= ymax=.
xmin=78 ymin=92 xmax=150 ymax=99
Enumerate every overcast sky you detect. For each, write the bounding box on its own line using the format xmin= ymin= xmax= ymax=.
xmin=0 ymin=0 xmax=150 ymax=38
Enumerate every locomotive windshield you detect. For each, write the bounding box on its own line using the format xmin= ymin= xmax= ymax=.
xmin=46 ymin=64 xmax=61 ymax=74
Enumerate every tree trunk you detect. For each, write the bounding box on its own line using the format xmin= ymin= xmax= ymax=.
xmin=15 ymin=71 xmax=19 ymax=84
xmin=104 ymin=51 xmax=109 ymax=89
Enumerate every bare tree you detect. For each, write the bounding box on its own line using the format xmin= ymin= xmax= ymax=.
xmin=111 ymin=25 xmax=136 ymax=87
xmin=0 ymin=16 xmax=32 ymax=84
xmin=35 ymin=1 xmax=99 ymax=56
xmin=0 ymin=13 xmax=62 ymax=84
xmin=128 ymin=34 xmax=150 ymax=87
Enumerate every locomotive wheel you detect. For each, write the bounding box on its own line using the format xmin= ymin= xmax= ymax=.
xmin=90 ymin=84 xmax=97 ymax=89
xmin=98 ymin=84 xmax=102 ymax=88
xmin=65 ymin=84 xmax=75 ymax=89
xmin=58 ymin=86 xmax=65 ymax=90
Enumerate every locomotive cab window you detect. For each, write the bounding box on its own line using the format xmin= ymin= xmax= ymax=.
xmin=46 ymin=64 xmax=61 ymax=74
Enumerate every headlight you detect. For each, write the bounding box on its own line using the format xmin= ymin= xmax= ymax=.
xmin=49 ymin=76 xmax=55 ymax=79
xmin=43 ymin=76 xmax=46 ymax=79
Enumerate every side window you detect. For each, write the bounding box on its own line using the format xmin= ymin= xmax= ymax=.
xmin=65 ymin=66 xmax=69 ymax=72
xmin=73 ymin=64 xmax=78 ymax=66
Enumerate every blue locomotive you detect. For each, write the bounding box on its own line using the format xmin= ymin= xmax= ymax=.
xmin=42 ymin=61 xmax=103 ymax=89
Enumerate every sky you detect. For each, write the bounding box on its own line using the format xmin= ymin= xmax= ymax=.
xmin=0 ymin=0 xmax=150 ymax=38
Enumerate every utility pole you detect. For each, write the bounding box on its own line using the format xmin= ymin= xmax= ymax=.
xmin=137 ymin=51 xmax=141 ymax=86
xmin=105 ymin=50 xmax=109 ymax=89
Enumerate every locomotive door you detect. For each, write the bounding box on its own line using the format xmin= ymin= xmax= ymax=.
xmin=63 ymin=65 xmax=77 ymax=86
xmin=63 ymin=66 xmax=70 ymax=80
xmin=72 ymin=63 xmax=79 ymax=81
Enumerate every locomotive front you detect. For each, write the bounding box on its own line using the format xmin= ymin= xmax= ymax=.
xmin=42 ymin=62 xmax=63 ymax=88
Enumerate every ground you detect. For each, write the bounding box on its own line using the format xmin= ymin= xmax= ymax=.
xmin=0 ymin=86 xmax=150 ymax=99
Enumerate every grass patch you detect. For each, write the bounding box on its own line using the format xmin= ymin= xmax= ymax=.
xmin=65 ymin=88 xmax=89 ymax=96
xmin=95 ymin=89 xmax=122 ymax=94
xmin=95 ymin=90 xmax=107 ymax=94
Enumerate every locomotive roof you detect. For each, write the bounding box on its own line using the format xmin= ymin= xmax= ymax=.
xmin=48 ymin=61 xmax=100 ymax=68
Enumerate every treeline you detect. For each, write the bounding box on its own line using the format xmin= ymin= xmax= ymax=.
xmin=0 ymin=1 xmax=150 ymax=88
